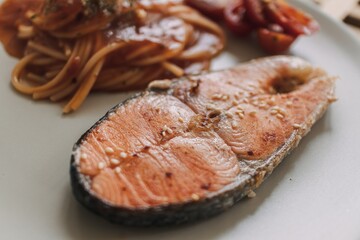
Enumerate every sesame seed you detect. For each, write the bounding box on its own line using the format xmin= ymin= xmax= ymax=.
xmin=232 ymin=100 xmax=239 ymax=106
xmin=258 ymin=101 xmax=267 ymax=109
xmin=120 ymin=152 xmax=127 ymax=159
xmin=80 ymin=153 xmax=87 ymax=159
xmin=270 ymin=106 xmax=286 ymax=117
xmin=225 ymin=112 xmax=233 ymax=118
xmin=247 ymin=190 xmax=256 ymax=198
xmin=191 ymin=193 xmax=200 ymax=201
xmin=231 ymin=121 xmax=239 ymax=129
xmin=212 ymin=93 xmax=225 ymax=100
xmin=98 ymin=162 xmax=105 ymax=170
xmin=105 ymin=147 xmax=114 ymax=154
xmin=211 ymin=93 xmax=223 ymax=100
xmin=222 ymin=95 xmax=229 ymax=100
xmin=110 ymin=158 xmax=120 ymax=165
xmin=206 ymin=105 xmax=220 ymax=111
xmin=148 ymin=79 xmax=172 ymax=90
xmin=270 ymin=109 xmax=278 ymax=115
xmin=236 ymin=111 xmax=245 ymax=117
xmin=249 ymin=110 xmax=257 ymax=116
xmin=327 ymin=96 xmax=338 ymax=103
xmin=212 ymin=93 xmax=229 ymax=101
xmin=276 ymin=113 xmax=284 ymax=119
xmin=115 ymin=167 xmax=121 ymax=173
xmin=162 ymin=125 xmax=173 ymax=135
xmin=243 ymin=98 xmax=249 ymax=103
xmin=166 ymin=127 xmax=173 ymax=134
xmin=286 ymin=100 xmax=293 ymax=107
xmin=278 ymin=108 xmax=287 ymax=115
xmin=272 ymin=106 xmax=281 ymax=111
xmin=293 ymin=124 xmax=302 ymax=129
xmin=178 ymin=117 xmax=184 ymax=123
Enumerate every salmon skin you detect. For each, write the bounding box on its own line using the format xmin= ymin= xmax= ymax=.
xmin=70 ymin=56 xmax=336 ymax=226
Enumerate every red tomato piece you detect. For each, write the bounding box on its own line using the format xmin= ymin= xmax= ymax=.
xmin=224 ymin=0 xmax=253 ymax=36
xmin=184 ymin=0 xmax=232 ymax=20
xmin=244 ymin=0 xmax=267 ymax=27
xmin=257 ymin=28 xmax=296 ymax=54
xmin=264 ymin=1 xmax=319 ymax=37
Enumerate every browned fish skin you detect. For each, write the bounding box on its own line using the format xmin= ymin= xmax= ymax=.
xmin=70 ymin=56 xmax=336 ymax=226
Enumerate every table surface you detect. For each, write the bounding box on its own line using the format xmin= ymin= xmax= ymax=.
xmin=311 ymin=0 xmax=360 ymax=38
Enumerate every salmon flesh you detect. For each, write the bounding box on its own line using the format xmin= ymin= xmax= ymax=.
xmin=70 ymin=56 xmax=336 ymax=226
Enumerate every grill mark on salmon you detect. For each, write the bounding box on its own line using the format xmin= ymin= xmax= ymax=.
xmin=70 ymin=56 xmax=336 ymax=225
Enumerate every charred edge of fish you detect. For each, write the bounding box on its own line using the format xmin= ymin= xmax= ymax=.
xmin=70 ymin=156 xmax=252 ymax=226
xmin=70 ymin=128 xmax=324 ymax=226
xmin=70 ymin=57 xmax=335 ymax=226
xmin=69 ymin=88 xmax=253 ymax=226
xmin=69 ymin=89 xmax=243 ymax=226
xmin=69 ymin=110 xmax=323 ymax=227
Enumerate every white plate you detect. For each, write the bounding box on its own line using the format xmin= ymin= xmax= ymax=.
xmin=1 ymin=1 xmax=360 ymax=239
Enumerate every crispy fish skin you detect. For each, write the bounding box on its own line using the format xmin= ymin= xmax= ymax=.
xmin=70 ymin=56 xmax=336 ymax=226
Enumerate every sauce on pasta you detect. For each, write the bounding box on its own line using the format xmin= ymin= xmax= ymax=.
xmin=0 ymin=0 xmax=225 ymax=113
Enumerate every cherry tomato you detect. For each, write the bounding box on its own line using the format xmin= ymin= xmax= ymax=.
xmin=264 ymin=1 xmax=319 ymax=37
xmin=244 ymin=0 xmax=266 ymax=27
xmin=257 ymin=28 xmax=296 ymax=54
xmin=184 ymin=0 xmax=232 ymax=20
xmin=224 ymin=0 xmax=253 ymax=36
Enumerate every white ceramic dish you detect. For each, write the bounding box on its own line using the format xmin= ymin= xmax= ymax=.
xmin=1 ymin=1 xmax=360 ymax=239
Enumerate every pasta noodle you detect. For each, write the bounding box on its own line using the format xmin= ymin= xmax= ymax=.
xmin=0 ymin=0 xmax=225 ymax=113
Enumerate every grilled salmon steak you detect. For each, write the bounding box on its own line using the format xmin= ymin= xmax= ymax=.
xmin=70 ymin=56 xmax=336 ymax=226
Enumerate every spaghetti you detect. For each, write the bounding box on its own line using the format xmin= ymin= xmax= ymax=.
xmin=0 ymin=0 xmax=225 ymax=113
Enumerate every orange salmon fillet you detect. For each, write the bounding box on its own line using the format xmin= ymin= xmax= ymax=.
xmin=71 ymin=56 xmax=336 ymax=225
